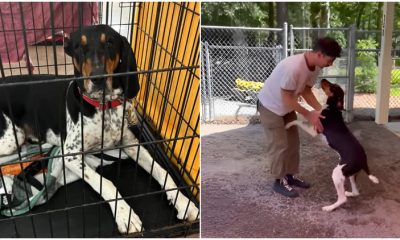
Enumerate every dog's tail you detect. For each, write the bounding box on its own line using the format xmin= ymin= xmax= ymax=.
xmin=285 ymin=120 xmax=300 ymax=130
xmin=285 ymin=120 xmax=318 ymax=137
xmin=363 ymin=165 xmax=379 ymax=184
xmin=368 ymin=175 xmax=379 ymax=184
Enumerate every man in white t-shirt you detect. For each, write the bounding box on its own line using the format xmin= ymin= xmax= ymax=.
xmin=257 ymin=37 xmax=342 ymax=198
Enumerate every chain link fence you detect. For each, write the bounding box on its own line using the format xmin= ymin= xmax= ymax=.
xmin=201 ymin=24 xmax=400 ymax=122
xmin=353 ymin=30 xmax=400 ymax=120
xmin=201 ymin=26 xmax=285 ymax=121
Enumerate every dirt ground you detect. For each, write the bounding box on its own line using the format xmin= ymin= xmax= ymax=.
xmin=201 ymin=121 xmax=400 ymax=238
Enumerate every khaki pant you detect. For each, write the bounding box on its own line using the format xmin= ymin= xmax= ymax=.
xmin=258 ymin=102 xmax=300 ymax=179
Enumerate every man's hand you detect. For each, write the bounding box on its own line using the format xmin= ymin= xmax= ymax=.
xmin=281 ymin=89 xmax=325 ymax=133
xmin=304 ymin=110 xmax=325 ymax=133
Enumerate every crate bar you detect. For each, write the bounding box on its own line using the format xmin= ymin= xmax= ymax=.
xmin=147 ymin=2 xmax=165 ymax=140
xmin=166 ymin=3 xmax=193 ymax=222
xmin=143 ymin=1 xmax=162 ymax=198
xmin=161 ymin=2 xmax=185 ymax=141
xmin=49 ymin=2 xmax=58 ymax=76
xmin=19 ymin=3 xmax=32 ymax=75
xmin=97 ymin=2 xmax=107 ymax=236
xmin=152 ymin=3 xmax=173 ymax=134
xmin=40 ymin=3 xmax=51 ymax=74
xmin=9 ymin=3 xmax=23 ymax=75
xmin=171 ymin=1 xmax=199 ymax=189
xmin=0 ymin=11 xmax=13 ymax=75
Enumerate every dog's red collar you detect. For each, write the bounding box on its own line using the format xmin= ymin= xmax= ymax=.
xmin=81 ymin=94 xmax=124 ymax=111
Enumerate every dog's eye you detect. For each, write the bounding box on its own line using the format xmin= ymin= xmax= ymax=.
xmin=106 ymin=40 xmax=113 ymax=48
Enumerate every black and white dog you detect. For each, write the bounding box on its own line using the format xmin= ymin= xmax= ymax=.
xmin=0 ymin=25 xmax=198 ymax=233
xmin=286 ymin=79 xmax=379 ymax=212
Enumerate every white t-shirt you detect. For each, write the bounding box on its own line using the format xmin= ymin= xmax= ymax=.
xmin=258 ymin=53 xmax=321 ymax=116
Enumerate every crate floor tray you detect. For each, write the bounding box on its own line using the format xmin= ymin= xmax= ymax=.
xmin=0 ymin=160 xmax=197 ymax=237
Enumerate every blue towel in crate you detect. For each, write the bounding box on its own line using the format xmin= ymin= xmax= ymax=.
xmin=0 ymin=143 xmax=128 ymax=216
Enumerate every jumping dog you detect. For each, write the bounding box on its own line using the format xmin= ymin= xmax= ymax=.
xmin=285 ymin=79 xmax=379 ymax=212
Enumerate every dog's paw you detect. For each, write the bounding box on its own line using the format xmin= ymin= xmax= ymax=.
xmin=345 ymin=191 xmax=359 ymax=197
xmin=114 ymin=202 xmax=143 ymax=234
xmin=322 ymin=198 xmax=346 ymax=212
xmin=322 ymin=205 xmax=335 ymax=212
xmin=311 ymin=130 xmax=319 ymax=137
xmin=369 ymin=175 xmax=379 ymax=184
xmin=176 ymin=200 xmax=199 ymax=221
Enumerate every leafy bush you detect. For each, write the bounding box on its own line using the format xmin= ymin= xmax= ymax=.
xmin=355 ymin=38 xmax=378 ymax=93
xmin=235 ymin=79 xmax=264 ymax=91
xmin=392 ymin=69 xmax=400 ymax=85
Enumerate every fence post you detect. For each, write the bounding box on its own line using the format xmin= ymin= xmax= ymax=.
xmin=346 ymin=24 xmax=356 ymax=122
xmin=204 ymin=42 xmax=214 ymax=121
xmin=201 ymin=44 xmax=207 ymax=122
xmin=376 ymin=2 xmax=395 ymax=124
xmin=289 ymin=24 xmax=294 ymax=56
xmin=283 ymin=22 xmax=288 ymax=59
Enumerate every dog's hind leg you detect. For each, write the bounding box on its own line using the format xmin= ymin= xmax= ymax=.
xmin=345 ymin=175 xmax=360 ymax=197
xmin=122 ymin=129 xmax=199 ymax=221
xmin=322 ymin=164 xmax=347 ymax=212
xmin=0 ymin=113 xmax=25 ymax=156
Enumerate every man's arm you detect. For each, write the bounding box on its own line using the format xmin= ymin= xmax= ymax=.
xmin=281 ymin=88 xmax=324 ymax=132
xmin=301 ymin=86 xmax=322 ymax=111
xmin=281 ymin=89 xmax=309 ymax=116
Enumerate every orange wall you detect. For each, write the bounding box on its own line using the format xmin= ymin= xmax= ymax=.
xmin=132 ymin=2 xmax=200 ymax=198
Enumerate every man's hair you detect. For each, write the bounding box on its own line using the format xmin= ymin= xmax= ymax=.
xmin=312 ymin=37 xmax=342 ymax=58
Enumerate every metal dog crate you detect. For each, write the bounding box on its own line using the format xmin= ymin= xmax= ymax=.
xmin=0 ymin=2 xmax=199 ymax=237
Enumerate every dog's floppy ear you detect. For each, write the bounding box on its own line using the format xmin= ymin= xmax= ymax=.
xmin=320 ymin=78 xmax=334 ymax=97
xmin=337 ymin=101 xmax=344 ymax=110
xmin=64 ymin=33 xmax=73 ymax=57
xmin=117 ymin=36 xmax=140 ymax=99
xmin=335 ymin=88 xmax=345 ymax=111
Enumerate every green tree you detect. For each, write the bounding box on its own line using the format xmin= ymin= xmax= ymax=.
xmin=276 ymin=2 xmax=287 ymax=28
xmin=201 ymin=2 xmax=393 ymax=31
xmin=355 ymin=39 xmax=379 ymax=93
xmin=201 ymin=2 xmax=272 ymax=27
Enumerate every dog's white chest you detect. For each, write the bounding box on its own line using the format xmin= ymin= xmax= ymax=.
xmin=93 ymin=108 xmax=125 ymax=146
xmin=66 ymin=106 xmax=126 ymax=149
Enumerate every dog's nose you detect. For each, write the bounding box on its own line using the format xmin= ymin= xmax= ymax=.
xmin=90 ymin=66 xmax=107 ymax=90
xmin=91 ymin=66 xmax=106 ymax=78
